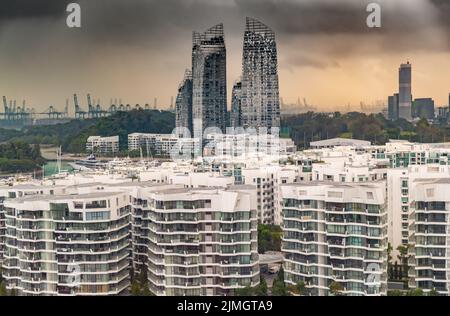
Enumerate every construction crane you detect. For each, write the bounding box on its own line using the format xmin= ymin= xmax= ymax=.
xmin=1 ymin=96 xmax=32 ymax=121
xmin=74 ymin=93 xmax=87 ymax=119
xmin=87 ymin=93 xmax=93 ymax=113
xmin=2 ymin=96 xmax=8 ymax=119
xmin=86 ymin=94 xmax=108 ymax=118
xmin=42 ymin=105 xmax=66 ymax=119
xmin=64 ymin=99 xmax=69 ymax=115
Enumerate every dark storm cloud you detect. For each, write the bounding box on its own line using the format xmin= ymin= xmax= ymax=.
xmin=430 ymin=0 xmax=450 ymax=27
xmin=0 ymin=0 xmax=68 ymax=21
xmin=1 ymin=0 xmax=447 ymax=50
xmin=234 ymin=0 xmax=369 ymax=35
xmin=0 ymin=0 xmax=449 ymax=110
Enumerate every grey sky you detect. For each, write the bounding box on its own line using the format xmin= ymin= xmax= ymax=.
xmin=0 ymin=0 xmax=449 ymax=112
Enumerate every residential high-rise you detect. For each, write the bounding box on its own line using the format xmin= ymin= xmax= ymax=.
xmin=142 ymin=186 xmax=259 ymax=296
xmin=175 ymin=70 xmax=193 ymax=135
xmin=408 ymin=176 xmax=450 ymax=295
xmin=398 ymin=62 xmax=412 ymax=121
xmin=2 ymin=191 xmax=131 ymax=295
xmin=0 ymin=195 xmax=5 ymax=265
xmin=230 ymin=81 xmax=242 ymax=129
xmin=192 ymin=24 xmax=227 ymax=140
xmin=241 ymin=17 xmax=280 ymax=131
xmin=281 ymin=182 xmax=388 ymax=296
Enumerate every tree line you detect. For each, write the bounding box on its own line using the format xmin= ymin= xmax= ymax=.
xmin=282 ymin=112 xmax=450 ymax=149
xmin=0 ymin=109 xmax=175 ymax=153
xmin=0 ymin=141 xmax=44 ymax=173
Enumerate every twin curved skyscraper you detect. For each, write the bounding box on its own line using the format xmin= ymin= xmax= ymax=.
xmin=175 ymin=17 xmax=280 ymax=138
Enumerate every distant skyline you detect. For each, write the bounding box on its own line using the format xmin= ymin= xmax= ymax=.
xmin=0 ymin=0 xmax=449 ymax=112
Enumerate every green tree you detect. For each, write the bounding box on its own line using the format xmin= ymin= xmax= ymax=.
xmin=406 ymin=288 xmax=424 ymax=296
xmin=0 ymin=282 xmax=7 ymax=296
xmin=296 ymin=281 xmax=307 ymax=296
xmin=387 ymin=242 xmax=393 ymax=265
xmin=258 ymin=224 xmax=282 ymax=253
xmin=141 ymin=286 xmax=153 ymax=296
xmin=287 ymin=281 xmax=306 ymax=296
xmin=255 ymin=276 xmax=268 ymax=296
xmin=234 ymin=286 xmax=254 ymax=296
xmin=271 ymin=280 xmax=287 ymax=296
xmin=397 ymin=244 xmax=411 ymax=282
xmin=131 ymin=279 xmax=141 ymax=296
xmin=138 ymin=265 xmax=148 ymax=287
xmin=271 ymin=267 xmax=287 ymax=296
xmin=329 ymin=281 xmax=344 ymax=296
xmin=387 ymin=290 xmax=403 ymax=296
xmin=427 ymin=289 xmax=439 ymax=296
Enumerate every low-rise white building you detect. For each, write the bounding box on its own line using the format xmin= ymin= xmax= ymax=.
xmin=310 ymin=138 xmax=371 ymax=149
xmin=86 ymin=136 xmax=119 ymax=155
xmin=128 ymin=133 xmax=198 ymax=158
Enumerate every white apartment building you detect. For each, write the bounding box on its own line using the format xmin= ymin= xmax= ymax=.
xmin=86 ymin=136 xmax=119 ymax=155
xmin=203 ymin=133 xmax=296 ymax=157
xmin=387 ymin=164 xmax=450 ymax=260
xmin=169 ymin=172 xmax=234 ymax=188
xmin=128 ymin=133 xmax=156 ymax=151
xmin=408 ymin=177 xmax=450 ymax=295
xmin=133 ymin=185 xmax=259 ymax=296
xmin=3 ymin=138 xmax=450 ymax=296
xmin=0 ymin=195 xmax=5 ymax=265
xmin=385 ymin=140 xmax=450 ymax=168
xmin=242 ymin=165 xmax=302 ymax=225
xmin=0 ymin=176 xmax=260 ymax=296
xmin=128 ymin=133 xmax=198 ymax=158
xmin=281 ymin=181 xmax=388 ymax=296
xmin=310 ymin=138 xmax=371 ymax=149
xmin=2 ymin=191 xmax=131 ymax=296
xmin=0 ymin=184 xmax=68 ymax=265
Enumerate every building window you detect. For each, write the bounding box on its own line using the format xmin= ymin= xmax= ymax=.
xmin=86 ymin=211 xmax=111 ymax=221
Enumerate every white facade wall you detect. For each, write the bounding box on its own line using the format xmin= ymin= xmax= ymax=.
xmin=281 ymin=182 xmax=388 ymax=296
xmin=86 ymin=136 xmax=119 ymax=154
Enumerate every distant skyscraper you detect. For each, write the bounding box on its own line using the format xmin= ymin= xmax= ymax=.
xmin=230 ymin=81 xmax=242 ymax=128
xmin=192 ymin=24 xmax=227 ymax=140
xmin=398 ymin=62 xmax=412 ymax=121
xmin=175 ymin=69 xmax=193 ymax=135
xmin=388 ymin=93 xmax=399 ymax=121
xmin=412 ymin=98 xmax=435 ymax=120
xmin=241 ymin=17 xmax=280 ymax=131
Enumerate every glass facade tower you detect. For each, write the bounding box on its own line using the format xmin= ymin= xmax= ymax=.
xmin=192 ymin=24 xmax=227 ymax=141
xmin=241 ymin=17 xmax=280 ymax=131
